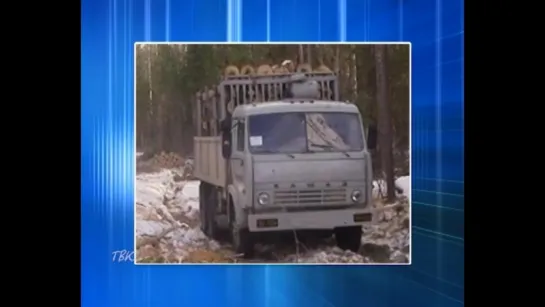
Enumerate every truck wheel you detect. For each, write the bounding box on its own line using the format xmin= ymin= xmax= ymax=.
xmin=205 ymin=190 xmax=218 ymax=238
xmin=335 ymin=226 xmax=362 ymax=252
xmin=199 ymin=183 xmax=208 ymax=234
xmin=231 ymin=223 xmax=254 ymax=258
xmin=228 ymin=199 xmax=254 ymax=258
xmin=199 ymin=183 xmax=217 ymax=238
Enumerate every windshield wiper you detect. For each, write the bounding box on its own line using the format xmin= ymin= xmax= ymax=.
xmin=308 ymin=143 xmax=334 ymax=150
xmin=308 ymin=143 xmax=350 ymax=157
xmin=284 ymin=153 xmax=295 ymax=159
xmin=255 ymin=149 xmax=295 ymax=159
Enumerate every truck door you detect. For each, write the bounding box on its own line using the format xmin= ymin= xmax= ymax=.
xmin=230 ymin=118 xmax=247 ymax=203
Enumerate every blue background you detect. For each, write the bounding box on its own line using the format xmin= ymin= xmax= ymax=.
xmin=81 ymin=0 xmax=464 ymax=306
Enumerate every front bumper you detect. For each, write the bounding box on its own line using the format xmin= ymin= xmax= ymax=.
xmin=247 ymin=208 xmax=375 ymax=232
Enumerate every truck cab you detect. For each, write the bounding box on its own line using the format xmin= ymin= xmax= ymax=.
xmin=194 ymin=66 xmax=377 ymax=257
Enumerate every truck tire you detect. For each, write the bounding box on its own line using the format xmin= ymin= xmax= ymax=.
xmin=229 ymin=200 xmax=254 ymax=258
xmin=199 ymin=183 xmax=217 ymax=238
xmin=205 ymin=190 xmax=218 ymax=238
xmin=199 ymin=183 xmax=208 ymax=234
xmin=335 ymin=226 xmax=362 ymax=252
xmin=231 ymin=224 xmax=254 ymax=258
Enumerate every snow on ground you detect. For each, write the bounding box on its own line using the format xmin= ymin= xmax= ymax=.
xmin=135 ymin=170 xmax=227 ymax=263
xmin=395 ymin=176 xmax=410 ymax=198
xmin=135 ymin=167 xmax=411 ymax=263
xmin=363 ymin=176 xmax=411 ymax=262
xmin=373 ymin=176 xmax=410 ymax=199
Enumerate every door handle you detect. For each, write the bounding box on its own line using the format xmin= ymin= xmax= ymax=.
xmin=240 ymin=160 xmax=244 ymax=166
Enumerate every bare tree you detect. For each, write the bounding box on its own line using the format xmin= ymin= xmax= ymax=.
xmin=334 ymin=45 xmax=340 ymax=74
xmin=374 ymin=45 xmax=396 ymax=202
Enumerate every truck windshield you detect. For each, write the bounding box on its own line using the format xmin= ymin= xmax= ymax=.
xmin=248 ymin=112 xmax=364 ymax=154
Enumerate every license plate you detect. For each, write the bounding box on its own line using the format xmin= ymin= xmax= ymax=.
xmin=353 ymin=213 xmax=372 ymax=222
xmin=256 ymin=219 xmax=278 ymax=228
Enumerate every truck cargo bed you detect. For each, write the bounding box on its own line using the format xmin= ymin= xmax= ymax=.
xmin=194 ymin=137 xmax=226 ymax=187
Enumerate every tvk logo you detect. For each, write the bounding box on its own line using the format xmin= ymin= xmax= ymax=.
xmin=112 ymin=249 xmax=135 ymax=262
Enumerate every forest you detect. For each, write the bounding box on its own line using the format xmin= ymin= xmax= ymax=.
xmin=136 ymin=44 xmax=410 ymax=201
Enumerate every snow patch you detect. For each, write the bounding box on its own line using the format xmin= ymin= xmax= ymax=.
xmin=372 ymin=175 xmax=411 ymax=199
xmin=395 ymin=176 xmax=410 ymax=198
xmin=135 ymin=169 xmax=222 ymax=262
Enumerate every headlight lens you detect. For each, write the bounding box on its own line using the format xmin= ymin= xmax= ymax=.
xmin=351 ymin=190 xmax=362 ymax=203
xmin=257 ymin=192 xmax=270 ymax=205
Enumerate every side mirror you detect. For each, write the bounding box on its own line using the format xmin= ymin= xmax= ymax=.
xmin=220 ymin=116 xmax=232 ymax=133
xmin=367 ymin=125 xmax=377 ymax=150
xmin=220 ymin=116 xmax=233 ymax=159
xmin=221 ymin=131 xmax=231 ymax=159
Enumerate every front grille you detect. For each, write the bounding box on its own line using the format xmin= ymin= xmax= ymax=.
xmin=274 ymin=188 xmax=347 ymax=206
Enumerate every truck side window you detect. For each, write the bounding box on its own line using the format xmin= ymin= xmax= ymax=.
xmin=236 ymin=119 xmax=245 ymax=151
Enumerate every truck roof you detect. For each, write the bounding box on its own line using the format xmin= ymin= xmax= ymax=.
xmin=232 ymin=100 xmax=359 ymax=117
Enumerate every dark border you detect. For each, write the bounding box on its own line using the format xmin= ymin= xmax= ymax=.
xmin=24 ymin=1 xmax=81 ymax=304
xmin=464 ymin=2 xmax=474 ymax=304
xmin=465 ymin=1 xmax=520 ymax=303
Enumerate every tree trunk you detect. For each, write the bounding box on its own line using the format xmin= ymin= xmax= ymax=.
xmin=351 ymin=45 xmax=358 ymax=103
xmin=334 ymin=45 xmax=340 ymax=75
xmin=147 ymin=46 xmax=155 ymax=153
xmin=374 ymin=45 xmax=396 ymax=203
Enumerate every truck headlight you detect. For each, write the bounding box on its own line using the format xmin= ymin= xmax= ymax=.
xmin=257 ymin=192 xmax=270 ymax=205
xmin=351 ymin=190 xmax=362 ymax=203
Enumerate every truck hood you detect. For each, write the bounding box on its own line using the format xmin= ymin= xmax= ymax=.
xmin=252 ymin=156 xmax=367 ymax=184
